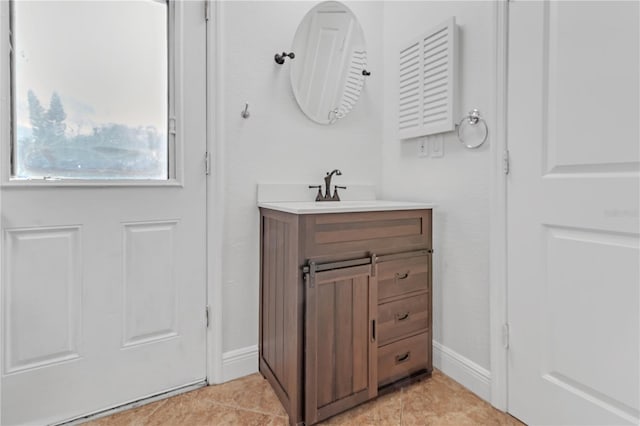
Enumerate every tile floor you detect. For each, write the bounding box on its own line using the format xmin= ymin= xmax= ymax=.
xmin=85 ymin=370 xmax=524 ymax=425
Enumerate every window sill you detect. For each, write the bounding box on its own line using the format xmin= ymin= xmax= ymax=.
xmin=2 ymin=178 xmax=184 ymax=188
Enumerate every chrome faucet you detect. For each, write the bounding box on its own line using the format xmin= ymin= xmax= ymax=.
xmin=309 ymin=169 xmax=347 ymax=202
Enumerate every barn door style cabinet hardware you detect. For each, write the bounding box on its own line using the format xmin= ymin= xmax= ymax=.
xmin=259 ymin=207 xmax=433 ymax=425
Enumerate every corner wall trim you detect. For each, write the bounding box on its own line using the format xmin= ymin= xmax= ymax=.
xmin=488 ymin=0 xmax=510 ymax=411
xmin=222 ymin=345 xmax=258 ymax=383
xmin=433 ymin=340 xmax=491 ymax=402
xmin=206 ymin=0 xmax=225 ymax=386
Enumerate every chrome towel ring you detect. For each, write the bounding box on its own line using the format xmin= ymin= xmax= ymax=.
xmin=456 ymin=108 xmax=488 ymax=149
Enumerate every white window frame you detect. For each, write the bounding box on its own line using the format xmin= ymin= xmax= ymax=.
xmin=0 ymin=0 xmax=184 ymax=187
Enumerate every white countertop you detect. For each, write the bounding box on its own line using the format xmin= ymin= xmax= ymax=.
xmin=258 ymin=200 xmax=436 ymax=214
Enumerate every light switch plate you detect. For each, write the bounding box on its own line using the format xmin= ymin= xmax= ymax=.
xmin=430 ymin=135 xmax=444 ymax=158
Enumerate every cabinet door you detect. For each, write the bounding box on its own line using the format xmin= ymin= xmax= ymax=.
xmin=305 ymin=264 xmax=377 ymax=424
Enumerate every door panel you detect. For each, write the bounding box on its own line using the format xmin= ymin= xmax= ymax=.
xmin=305 ymin=263 xmax=377 ymax=424
xmin=1 ymin=3 xmax=207 ymax=425
xmin=507 ymin=1 xmax=639 ymax=425
xmin=543 ymin=3 xmax=638 ymax=172
xmin=4 ymin=227 xmax=82 ymax=374
xmin=544 ymin=227 xmax=638 ymax=411
xmin=122 ymin=221 xmax=179 ymax=347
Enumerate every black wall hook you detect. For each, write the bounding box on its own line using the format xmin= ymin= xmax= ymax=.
xmin=275 ymin=52 xmax=295 ymax=65
xmin=362 ymin=69 xmax=371 ymax=76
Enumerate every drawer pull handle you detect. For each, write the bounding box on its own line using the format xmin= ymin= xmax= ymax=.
xmin=395 ymin=271 xmax=410 ymax=281
xmin=396 ymin=312 xmax=410 ymax=322
xmin=395 ymin=351 xmax=411 ymax=364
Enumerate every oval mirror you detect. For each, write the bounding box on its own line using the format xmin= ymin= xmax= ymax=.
xmin=290 ymin=1 xmax=367 ymax=125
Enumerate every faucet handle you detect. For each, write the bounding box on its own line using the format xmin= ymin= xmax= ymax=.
xmin=309 ymin=185 xmax=323 ymax=202
xmin=332 ymin=185 xmax=347 ymax=201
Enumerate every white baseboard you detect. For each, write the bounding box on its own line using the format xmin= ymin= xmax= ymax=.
xmin=433 ymin=340 xmax=491 ymax=402
xmin=220 ymin=342 xmax=491 ymax=402
xmin=221 ymin=345 xmax=258 ymax=383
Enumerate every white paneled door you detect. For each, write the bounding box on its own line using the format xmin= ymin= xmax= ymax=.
xmin=1 ymin=2 xmax=207 ymax=425
xmin=507 ymin=1 xmax=639 ymax=425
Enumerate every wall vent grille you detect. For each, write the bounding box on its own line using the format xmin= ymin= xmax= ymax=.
xmin=398 ymin=17 xmax=458 ymax=139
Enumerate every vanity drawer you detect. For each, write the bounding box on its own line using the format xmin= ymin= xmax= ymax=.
xmin=378 ymin=254 xmax=429 ymax=301
xmin=378 ymin=332 xmax=430 ymax=387
xmin=303 ymin=210 xmax=431 ymax=261
xmin=378 ymin=293 xmax=429 ymax=346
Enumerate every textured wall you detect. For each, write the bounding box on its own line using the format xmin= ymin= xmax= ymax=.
xmin=381 ymin=1 xmax=495 ymax=370
xmin=217 ymin=1 xmax=384 ymax=353
xmin=216 ymin=0 xmax=496 ymax=376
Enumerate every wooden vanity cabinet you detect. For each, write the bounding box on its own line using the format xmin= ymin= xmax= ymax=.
xmin=259 ymin=208 xmax=432 ymax=425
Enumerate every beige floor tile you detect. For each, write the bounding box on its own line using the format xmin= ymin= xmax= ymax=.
xmin=85 ymin=370 xmax=525 ymax=426
xmin=196 ymin=374 xmax=287 ymax=417
xmin=374 ymin=391 xmax=403 ymax=425
xmin=145 ymin=399 xmax=279 ymax=426
xmin=86 ymin=400 xmax=167 ymax=426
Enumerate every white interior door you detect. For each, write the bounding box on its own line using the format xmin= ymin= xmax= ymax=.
xmin=507 ymin=1 xmax=639 ymax=425
xmin=0 ymin=2 xmax=207 ymax=425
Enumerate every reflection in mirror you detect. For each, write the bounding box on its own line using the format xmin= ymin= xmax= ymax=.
xmin=290 ymin=1 xmax=367 ymax=125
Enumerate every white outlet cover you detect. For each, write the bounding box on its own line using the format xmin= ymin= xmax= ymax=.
xmin=418 ymin=138 xmax=429 ymax=158
xmin=430 ymin=135 xmax=444 ymax=158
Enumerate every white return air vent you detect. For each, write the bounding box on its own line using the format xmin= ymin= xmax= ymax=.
xmin=398 ymin=17 xmax=458 ymax=139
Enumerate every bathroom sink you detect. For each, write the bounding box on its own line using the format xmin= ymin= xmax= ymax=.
xmin=257 ymin=200 xmax=436 ymax=214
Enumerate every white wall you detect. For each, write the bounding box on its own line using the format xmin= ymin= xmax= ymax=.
xmin=214 ymin=1 xmax=497 ymax=394
xmin=215 ymin=1 xmax=384 ymax=356
xmin=381 ymin=1 xmax=495 ymax=377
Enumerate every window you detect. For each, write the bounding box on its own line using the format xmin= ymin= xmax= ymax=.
xmin=11 ymin=0 xmax=171 ymax=180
